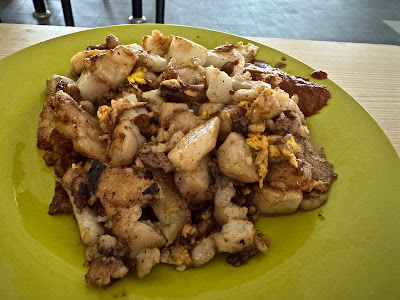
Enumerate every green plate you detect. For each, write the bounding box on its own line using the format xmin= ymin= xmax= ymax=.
xmin=0 ymin=24 xmax=399 ymax=299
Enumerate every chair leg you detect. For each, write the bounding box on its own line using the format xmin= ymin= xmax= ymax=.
xmin=33 ymin=0 xmax=46 ymax=13
xmin=61 ymin=0 xmax=75 ymax=26
xmin=32 ymin=0 xmax=51 ymax=19
xmin=156 ymin=0 xmax=165 ymax=24
xmin=129 ymin=0 xmax=146 ymax=23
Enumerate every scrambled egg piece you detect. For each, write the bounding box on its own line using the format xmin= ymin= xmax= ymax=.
xmin=242 ymin=187 xmax=251 ymax=195
xmin=70 ymin=49 xmax=105 ymax=75
xmin=200 ymin=110 xmax=209 ymax=120
xmin=97 ymin=105 xmax=111 ymax=123
xmin=180 ymin=58 xmax=200 ymax=66
xmin=127 ymin=67 xmax=147 ymax=85
xmin=248 ymin=123 xmax=266 ymax=133
xmin=91 ymin=49 xmax=102 ymax=56
xmin=247 ymin=133 xmax=269 ymax=187
xmin=247 ymin=134 xmax=303 ymax=187
xmin=269 ymin=136 xmax=302 ymax=168
xmin=238 ymin=101 xmax=251 ymax=110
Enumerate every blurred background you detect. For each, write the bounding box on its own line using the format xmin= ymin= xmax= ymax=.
xmin=1 ymin=0 xmax=400 ymax=45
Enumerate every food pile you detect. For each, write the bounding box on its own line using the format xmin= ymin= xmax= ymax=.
xmin=37 ymin=30 xmax=337 ymax=286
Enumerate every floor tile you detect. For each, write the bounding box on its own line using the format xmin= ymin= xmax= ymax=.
xmin=7 ymin=11 xmax=64 ymax=26
xmin=294 ymin=17 xmax=400 ymax=45
xmin=338 ymin=0 xmax=400 ymax=10
xmin=96 ymin=17 xmax=128 ymax=27
xmin=99 ymin=4 xmax=131 ymax=18
xmin=179 ymin=11 xmax=216 ymax=26
xmin=16 ymin=0 xmax=37 ymax=15
xmin=244 ymin=0 xmax=283 ymax=15
xmin=219 ymin=23 xmax=263 ymax=37
xmin=313 ymin=5 xmax=400 ymax=20
xmin=70 ymin=2 xmax=102 ymax=18
xmin=215 ymin=6 xmax=257 ymax=26
xmin=254 ymin=13 xmax=299 ymax=39
xmin=0 ymin=0 xmax=27 ymax=17
xmin=1 ymin=0 xmax=399 ymax=45
xmin=72 ymin=14 xmax=99 ymax=27
xmin=383 ymin=20 xmax=400 ymax=35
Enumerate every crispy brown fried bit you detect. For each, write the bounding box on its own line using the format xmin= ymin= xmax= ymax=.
xmin=97 ymin=89 xmax=120 ymax=106
xmin=231 ymin=114 xmax=250 ymax=137
xmin=221 ymin=59 xmax=239 ymax=76
xmin=159 ymin=60 xmax=207 ymax=104
xmin=87 ymin=34 xmax=120 ymax=51
xmin=252 ymin=60 xmax=331 ymax=117
xmin=311 ymin=70 xmax=328 ymax=80
xmin=55 ymin=80 xmax=82 ymax=102
xmin=226 ymin=247 xmax=258 ymax=267
xmin=297 ymin=137 xmax=337 ymax=186
xmin=213 ymin=44 xmax=236 ymax=52
xmin=41 ymin=129 xmax=85 ymax=177
xmin=85 ymin=255 xmax=129 ymax=287
xmin=265 ymin=160 xmax=313 ymax=191
xmin=134 ymin=115 xmax=159 ymax=138
xmin=215 ymin=105 xmax=249 ymax=140
xmin=142 ymin=182 xmax=160 ymax=196
xmin=78 ymin=160 xmax=107 ymax=206
xmin=160 ymin=82 xmax=207 ymax=104
xmin=48 ymin=181 xmax=73 ymax=215
xmin=137 ymin=143 xmax=174 ymax=173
